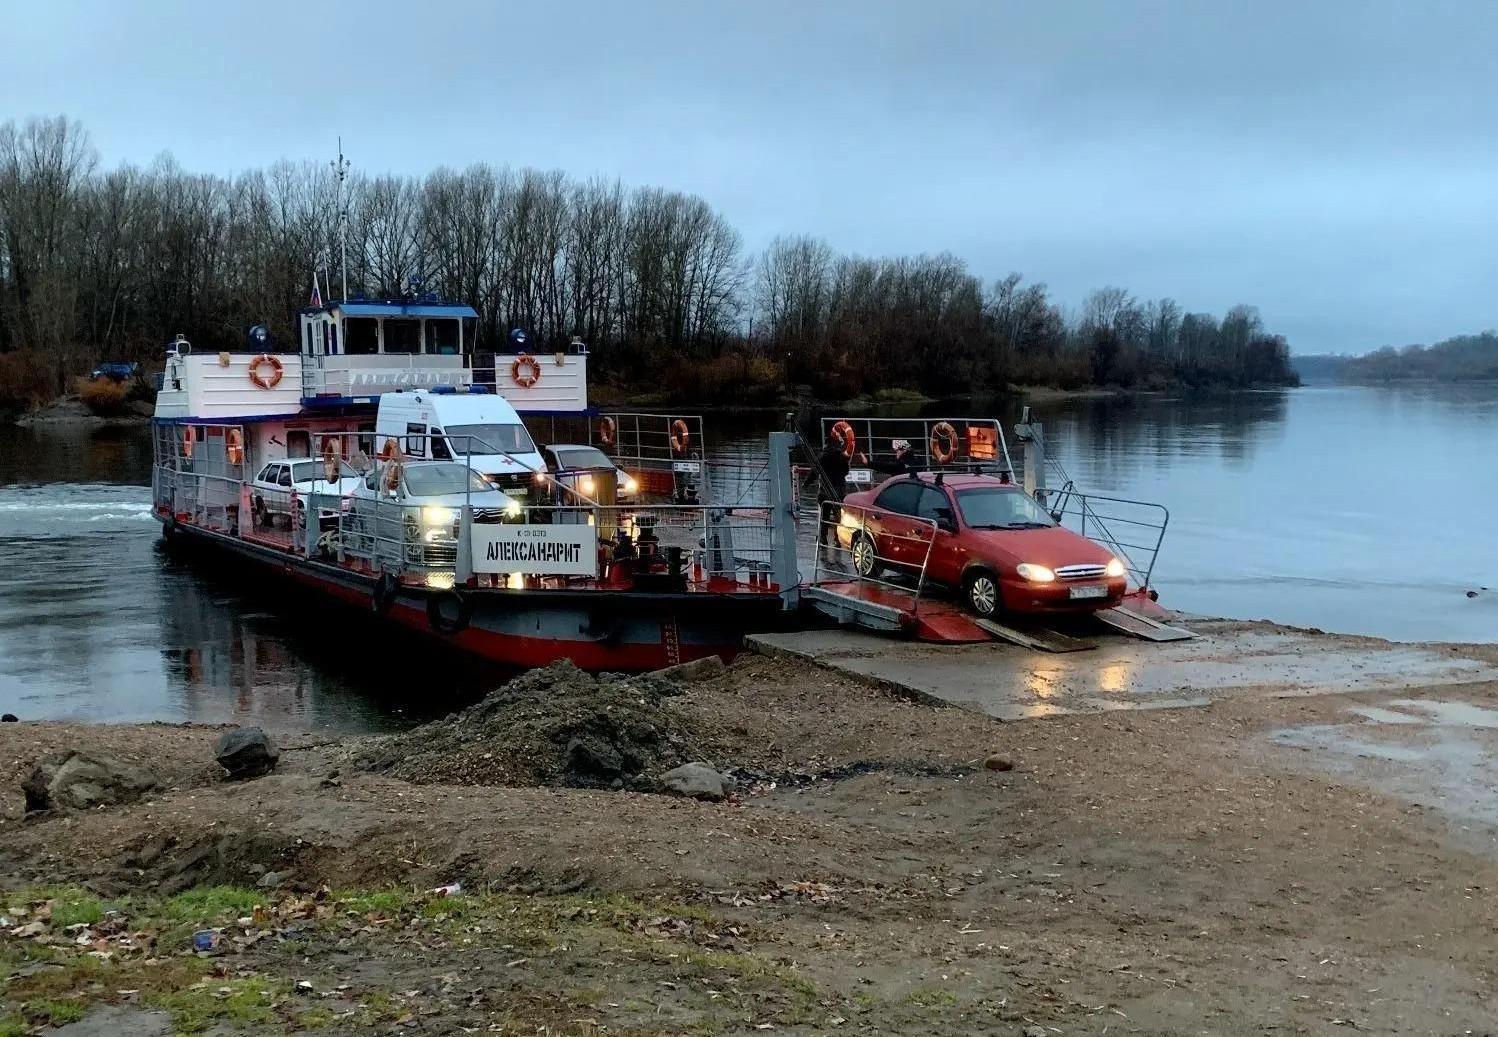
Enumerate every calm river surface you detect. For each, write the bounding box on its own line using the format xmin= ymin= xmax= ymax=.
xmin=1 ymin=382 xmax=1494 ymax=728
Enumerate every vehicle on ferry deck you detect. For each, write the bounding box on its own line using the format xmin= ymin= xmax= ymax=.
xmin=249 ymin=458 xmax=364 ymax=529
xmin=539 ymin=444 xmax=637 ymax=502
xmin=838 ymin=472 xmax=1128 ymax=618
xmin=374 ymin=390 xmax=544 ymax=500
xmin=344 ymin=460 xmax=520 ymax=568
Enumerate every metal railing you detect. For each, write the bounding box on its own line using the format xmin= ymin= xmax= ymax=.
xmin=811 ymin=501 xmax=939 ymax=616
xmin=1046 ymin=488 xmax=1169 ymax=590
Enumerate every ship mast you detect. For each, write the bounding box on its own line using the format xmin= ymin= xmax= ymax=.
xmin=331 ymin=139 xmax=350 ymax=303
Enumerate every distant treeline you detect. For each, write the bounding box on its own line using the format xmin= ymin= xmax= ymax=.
xmin=1338 ymin=332 xmax=1498 ymax=382
xmin=0 ymin=115 xmax=1297 ymax=410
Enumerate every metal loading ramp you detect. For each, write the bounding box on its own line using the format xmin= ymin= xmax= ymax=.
xmin=803 ymin=581 xmax=991 ymax=642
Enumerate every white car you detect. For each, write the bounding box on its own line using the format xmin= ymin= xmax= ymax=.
xmin=250 ymin=458 xmax=364 ymax=529
xmin=345 ymin=460 xmax=520 ymax=567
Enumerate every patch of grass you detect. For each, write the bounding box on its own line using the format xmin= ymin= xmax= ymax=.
xmin=905 ymin=986 xmax=959 ymax=1007
xmin=157 ymin=886 xmax=263 ymax=923
xmin=337 ymin=889 xmax=407 ymax=916
xmin=24 ymin=998 xmax=86 ymax=1025
xmin=0 ymin=1014 xmax=27 ymax=1037
xmin=150 ymin=976 xmax=287 ymax=1034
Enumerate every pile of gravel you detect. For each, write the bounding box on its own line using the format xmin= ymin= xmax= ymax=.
xmin=359 ymin=661 xmax=706 ymax=789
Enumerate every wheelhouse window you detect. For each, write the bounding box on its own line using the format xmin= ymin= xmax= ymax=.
xmin=955 ymin=488 xmax=1056 ymax=530
xmin=425 ymin=319 xmax=460 ymax=355
xmin=346 ymin=317 xmax=379 ymax=355
xmin=383 ymin=319 xmax=421 ymax=354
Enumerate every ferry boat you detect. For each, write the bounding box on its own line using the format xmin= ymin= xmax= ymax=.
xmin=150 ymin=299 xmax=798 ymax=670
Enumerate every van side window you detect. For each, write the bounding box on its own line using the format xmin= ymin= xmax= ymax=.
xmin=405 ymin=422 xmax=427 ymax=458
xmin=430 ymin=428 xmax=452 ymax=460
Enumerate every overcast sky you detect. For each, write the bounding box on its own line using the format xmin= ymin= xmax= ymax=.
xmin=4 ymin=0 xmax=1495 ymax=353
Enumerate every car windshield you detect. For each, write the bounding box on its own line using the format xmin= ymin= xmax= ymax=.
xmin=955 ymin=487 xmax=1057 ymax=529
xmin=444 ymin=423 xmax=536 ymax=456
xmin=289 ymin=460 xmax=359 ymax=483
xmin=402 ymin=463 xmax=491 ymax=497
xmin=554 ymin=446 xmax=612 ymax=470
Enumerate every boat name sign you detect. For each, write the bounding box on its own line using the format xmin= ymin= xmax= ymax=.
xmin=471 ymin=524 xmax=597 ymax=576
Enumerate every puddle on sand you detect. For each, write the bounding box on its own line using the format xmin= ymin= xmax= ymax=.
xmin=1270 ymin=698 xmax=1498 ymax=835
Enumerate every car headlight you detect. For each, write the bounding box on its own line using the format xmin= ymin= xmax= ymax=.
xmin=504 ymin=499 xmax=522 ymax=518
xmin=1105 ymin=557 xmax=1126 ymax=578
xmin=1016 ymin=563 xmax=1056 ymax=583
xmin=422 ymin=505 xmax=456 ymax=527
xmin=580 ymin=474 xmax=596 ymax=495
xmin=621 ymin=474 xmax=638 ymax=494
xmin=533 ymin=471 xmax=548 ymax=485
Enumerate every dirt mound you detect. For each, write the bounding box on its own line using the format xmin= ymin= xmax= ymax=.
xmin=358 ymin=661 xmax=707 ymax=789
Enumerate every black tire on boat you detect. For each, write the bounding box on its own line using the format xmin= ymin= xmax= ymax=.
xmin=371 ymin=572 xmax=399 ymax=616
xmin=426 ymin=590 xmax=471 ymax=636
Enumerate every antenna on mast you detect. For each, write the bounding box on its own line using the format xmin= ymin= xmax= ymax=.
xmin=331 ymin=138 xmax=350 ymax=302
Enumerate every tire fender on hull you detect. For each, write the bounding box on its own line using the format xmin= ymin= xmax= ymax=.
xmin=427 ymin=591 xmax=472 ymax=636
xmin=371 ymin=573 xmax=400 ymax=616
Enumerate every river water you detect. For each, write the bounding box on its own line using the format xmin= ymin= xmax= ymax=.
xmin=1 ymin=382 xmax=1494 ymax=728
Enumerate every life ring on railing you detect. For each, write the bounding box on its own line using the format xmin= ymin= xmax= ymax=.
xmin=383 ymin=459 xmax=403 ymax=492
xmin=930 ymin=422 xmax=959 ymax=465
xmin=829 ymin=420 xmax=856 ymax=459
xmin=248 ymin=353 xmax=283 ymax=390
xmin=379 ymin=438 xmax=402 ymax=462
xmin=181 ymin=426 xmax=194 ymax=459
xmin=669 ymin=419 xmax=691 ymax=455
xmin=427 ymin=591 xmax=471 ymax=636
xmin=597 ymin=416 xmax=617 ymax=448
xmin=225 ymin=428 xmax=244 ymax=466
xmin=510 ymin=353 xmax=541 ymax=388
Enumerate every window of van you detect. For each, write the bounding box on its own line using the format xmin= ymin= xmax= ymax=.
xmin=444 ymin=423 xmax=536 ymax=456
xmin=404 ymin=422 xmax=427 ymax=458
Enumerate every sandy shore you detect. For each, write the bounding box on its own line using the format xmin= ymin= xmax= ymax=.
xmin=3 ymin=638 xmax=1497 ymax=1035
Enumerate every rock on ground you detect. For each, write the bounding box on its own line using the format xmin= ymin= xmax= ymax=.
xmin=22 ymin=752 xmax=159 ymax=812
xmin=215 ymin=727 xmax=280 ymax=780
xmin=649 ymin=655 xmax=727 ymax=683
xmin=659 ymin=762 xmax=729 ymax=801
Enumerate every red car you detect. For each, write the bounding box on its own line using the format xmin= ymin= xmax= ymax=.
xmin=836 ymin=472 xmax=1128 ymax=617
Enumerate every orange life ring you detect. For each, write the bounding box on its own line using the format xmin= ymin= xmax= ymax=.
xmin=383 ymin=459 xmax=403 ymax=492
xmin=930 ymin=422 xmax=959 ymax=465
xmin=670 ymin=419 xmax=691 ymax=455
xmin=379 ymin=438 xmax=402 ymax=462
xmin=829 ymin=420 xmax=856 ymax=459
xmin=597 ymin=416 xmax=617 ymax=448
xmin=321 ymin=437 xmax=342 ymax=482
xmin=181 ymin=426 xmax=194 ymax=459
xmin=225 ymin=428 xmax=244 ymax=465
xmin=248 ymin=353 xmax=283 ymax=390
xmin=511 ymin=353 xmax=541 ymax=388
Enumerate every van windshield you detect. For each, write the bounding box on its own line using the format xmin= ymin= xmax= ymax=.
xmin=444 ymin=423 xmax=536 ymax=456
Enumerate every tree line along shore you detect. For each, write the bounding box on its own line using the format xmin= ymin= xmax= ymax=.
xmin=0 ymin=115 xmax=1296 ymax=415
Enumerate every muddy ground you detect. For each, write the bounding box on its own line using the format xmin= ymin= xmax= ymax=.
xmin=3 ymin=638 xmax=1498 ymax=1035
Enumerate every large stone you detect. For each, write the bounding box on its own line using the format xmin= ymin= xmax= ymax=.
xmin=649 ymin=655 xmax=727 ymax=683
xmin=659 ymin=762 xmax=727 ymax=802
xmin=22 ymin=752 xmax=159 ymax=812
xmin=214 ymin=727 xmax=280 ymax=780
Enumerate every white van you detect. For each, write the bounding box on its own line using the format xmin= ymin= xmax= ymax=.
xmin=374 ymin=389 xmax=545 ymax=498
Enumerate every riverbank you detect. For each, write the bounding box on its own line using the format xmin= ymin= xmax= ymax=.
xmin=4 ymin=629 xmax=1498 ymax=1035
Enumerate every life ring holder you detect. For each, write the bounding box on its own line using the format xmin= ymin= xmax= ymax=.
xmin=669 ymin=419 xmax=691 ymax=456
xmin=248 ymin=353 xmax=283 ymax=390
xmin=426 ymin=590 xmax=472 ymax=636
xmin=225 ymin=428 xmax=244 ymax=466
xmin=930 ymin=422 xmax=959 ymax=465
xmin=597 ymin=416 xmax=617 ymax=448
xmin=829 ymin=420 xmax=856 ymax=459
xmin=511 ymin=353 xmax=541 ymax=388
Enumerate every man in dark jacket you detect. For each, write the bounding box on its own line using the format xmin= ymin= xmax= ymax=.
xmin=815 ymin=437 xmax=851 ymax=549
xmin=868 ymin=438 xmax=915 ymax=479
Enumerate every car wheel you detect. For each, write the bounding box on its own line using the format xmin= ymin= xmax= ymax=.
xmin=964 ymin=569 xmax=1001 ymax=618
xmin=852 ymin=533 xmax=881 ymax=578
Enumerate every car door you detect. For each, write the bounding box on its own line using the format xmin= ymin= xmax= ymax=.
xmin=869 ymin=481 xmax=922 ymax=568
xmin=913 ymin=484 xmax=962 ymax=584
